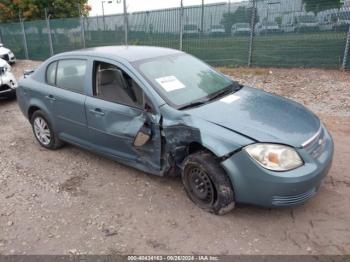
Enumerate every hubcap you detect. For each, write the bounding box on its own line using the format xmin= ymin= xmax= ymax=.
xmin=33 ymin=117 xmax=51 ymax=146
xmin=188 ymin=166 xmax=215 ymax=205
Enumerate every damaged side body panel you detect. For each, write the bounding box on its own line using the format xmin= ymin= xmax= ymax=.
xmin=157 ymin=105 xmax=254 ymax=177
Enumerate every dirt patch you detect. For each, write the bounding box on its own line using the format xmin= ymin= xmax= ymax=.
xmin=59 ymin=175 xmax=87 ymax=195
xmin=0 ymin=60 xmax=349 ymax=255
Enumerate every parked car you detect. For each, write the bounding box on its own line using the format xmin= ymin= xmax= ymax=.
xmin=183 ymin=24 xmax=199 ymax=36
xmin=0 ymin=58 xmax=17 ymax=99
xmin=209 ymin=25 xmax=226 ymax=36
xmin=17 ymin=46 xmax=333 ymax=215
xmin=0 ymin=43 xmax=16 ymax=64
xmin=294 ymin=14 xmax=319 ymax=32
xmin=335 ymin=9 xmax=350 ymax=31
xmin=255 ymin=22 xmax=281 ymax=35
xmin=231 ymin=23 xmax=251 ymax=36
xmin=318 ymin=11 xmax=338 ymax=31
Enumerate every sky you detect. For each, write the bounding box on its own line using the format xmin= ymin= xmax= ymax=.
xmin=87 ymin=0 xmax=241 ymax=16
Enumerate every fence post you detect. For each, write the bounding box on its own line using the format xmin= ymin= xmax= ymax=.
xmin=45 ymin=8 xmax=54 ymax=56
xmin=248 ymin=0 xmax=256 ymax=67
xmin=123 ymin=0 xmax=128 ymax=45
xmin=19 ymin=14 xmax=29 ymax=60
xmin=179 ymin=0 xmax=184 ymax=51
xmin=78 ymin=4 xmax=86 ymax=48
xmin=342 ymin=25 xmax=350 ymax=70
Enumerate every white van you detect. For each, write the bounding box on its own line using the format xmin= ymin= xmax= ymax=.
xmin=231 ymin=23 xmax=251 ymax=36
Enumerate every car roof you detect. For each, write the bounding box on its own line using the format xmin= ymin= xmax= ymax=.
xmin=60 ymin=45 xmax=183 ymax=62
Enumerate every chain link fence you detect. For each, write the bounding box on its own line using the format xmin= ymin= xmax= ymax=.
xmin=0 ymin=0 xmax=349 ymax=69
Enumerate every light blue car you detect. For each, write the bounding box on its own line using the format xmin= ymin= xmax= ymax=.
xmin=17 ymin=46 xmax=333 ymax=215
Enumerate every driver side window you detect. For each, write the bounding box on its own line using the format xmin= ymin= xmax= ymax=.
xmin=93 ymin=61 xmax=144 ymax=109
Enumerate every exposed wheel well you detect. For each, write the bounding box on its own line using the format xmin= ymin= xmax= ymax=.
xmin=187 ymin=142 xmax=218 ymax=158
xmin=28 ymin=106 xmax=41 ymax=120
xmin=187 ymin=142 xmax=206 ymax=155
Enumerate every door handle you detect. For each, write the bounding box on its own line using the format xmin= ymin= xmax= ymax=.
xmin=89 ymin=108 xmax=105 ymax=116
xmin=45 ymin=95 xmax=56 ymax=101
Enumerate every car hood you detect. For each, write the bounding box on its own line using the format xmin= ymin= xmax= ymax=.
xmin=187 ymin=86 xmax=320 ymax=147
xmin=0 ymin=47 xmax=11 ymax=55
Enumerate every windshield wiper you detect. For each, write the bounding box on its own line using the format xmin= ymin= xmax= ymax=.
xmin=178 ymin=98 xmax=210 ymax=110
xmin=178 ymin=81 xmax=242 ymax=110
xmin=207 ymin=81 xmax=242 ymax=101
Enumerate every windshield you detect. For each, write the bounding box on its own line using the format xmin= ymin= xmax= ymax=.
xmin=236 ymin=23 xmax=250 ymax=28
xmin=298 ymin=15 xmax=317 ymax=23
xmin=133 ymin=54 xmax=234 ymax=108
xmin=184 ymin=25 xmax=197 ymax=30
xmin=339 ymin=11 xmax=350 ymax=20
xmin=212 ymin=25 xmax=224 ymax=29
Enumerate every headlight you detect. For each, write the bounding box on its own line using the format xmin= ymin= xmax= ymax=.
xmin=244 ymin=143 xmax=303 ymax=171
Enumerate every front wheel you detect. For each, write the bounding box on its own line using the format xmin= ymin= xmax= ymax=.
xmin=31 ymin=110 xmax=63 ymax=150
xmin=182 ymin=151 xmax=235 ymax=215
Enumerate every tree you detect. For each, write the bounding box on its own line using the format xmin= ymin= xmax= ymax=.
xmin=220 ymin=6 xmax=258 ymax=33
xmin=275 ymin=16 xmax=282 ymax=26
xmin=0 ymin=0 xmax=90 ymax=22
xmin=303 ymin=0 xmax=341 ymax=13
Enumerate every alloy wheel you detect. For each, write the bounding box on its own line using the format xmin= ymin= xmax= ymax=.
xmin=33 ymin=117 xmax=51 ymax=146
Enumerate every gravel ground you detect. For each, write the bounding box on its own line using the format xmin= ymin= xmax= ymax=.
xmin=0 ymin=60 xmax=349 ymax=255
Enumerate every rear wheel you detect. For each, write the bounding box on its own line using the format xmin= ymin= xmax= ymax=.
xmin=31 ymin=110 xmax=63 ymax=150
xmin=182 ymin=151 xmax=235 ymax=215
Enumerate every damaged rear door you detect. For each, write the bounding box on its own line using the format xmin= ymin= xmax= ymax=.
xmin=85 ymin=59 xmax=162 ymax=173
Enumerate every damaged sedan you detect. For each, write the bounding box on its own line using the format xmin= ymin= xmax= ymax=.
xmin=0 ymin=58 xmax=17 ymax=99
xmin=16 ymin=46 xmax=333 ymax=215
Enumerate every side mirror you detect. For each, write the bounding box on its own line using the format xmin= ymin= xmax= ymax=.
xmin=133 ymin=125 xmax=152 ymax=147
xmin=24 ymin=69 xmax=34 ymax=78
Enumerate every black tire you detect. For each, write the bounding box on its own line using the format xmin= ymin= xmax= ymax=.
xmin=31 ymin=110 xmax=64 ymax=150
xmin=182 ymin=150 xmax=235 ymax=215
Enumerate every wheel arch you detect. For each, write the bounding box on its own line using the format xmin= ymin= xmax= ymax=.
xmin=26 ymin=100 xmax=55 ymax=130
xmin=28 ymin=105 xmax=41 ymax=120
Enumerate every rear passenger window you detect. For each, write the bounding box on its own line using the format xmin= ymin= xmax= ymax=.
xmin=56 ymin=59 xmax=87 ymax=93
xmin=46 ymin=61 xmax=57 ymax=86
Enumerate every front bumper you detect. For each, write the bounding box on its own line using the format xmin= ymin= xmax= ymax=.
xmin=0 ymin=72 xmax=18 ymax=97
xmin=0 ymin=85 xmax=16 ymax=97
xmin=221 ymin=125 xmax=334 ymax=207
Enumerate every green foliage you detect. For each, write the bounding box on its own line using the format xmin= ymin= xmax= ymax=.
xmin=0 ymin=0 xmax=89 ymax=22
xmin=220 ymin=6 xmax=258 ymax=33
xmin=303 ymin=0 xmax=341 ymax=13
xmin=275 ymin=16 xmax=282 ymax=26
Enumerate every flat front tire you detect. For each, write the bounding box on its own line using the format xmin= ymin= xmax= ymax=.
xmin=31 ymin=110 xmax=63 ymax=150
xmin=182 ymin=151 xmax=235 ymax=215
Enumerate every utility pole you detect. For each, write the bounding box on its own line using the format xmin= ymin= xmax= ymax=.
xmin=123 ymin=0 xmax=128 ymax=45
xmin=179 ymin=0 xmax=184 ymax=50
xmin=102 ymin=1 xmax=113 ymax=31
xmin=201 ymin=0 xmax=204 ymax=35
xmin=44 ymin=8 xmax=54 ymax=56
xmin=102 ymin=1 xmax=106 ymax=31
